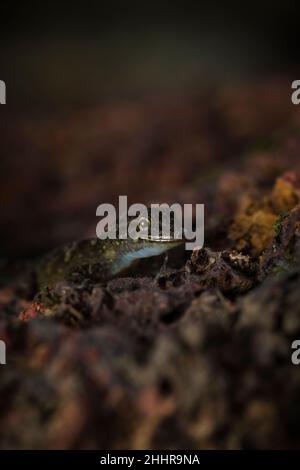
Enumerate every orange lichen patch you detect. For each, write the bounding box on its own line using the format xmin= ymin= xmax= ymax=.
xmin=229 ymin=172 xmax=300 ymax=255
xmin=229 ymin=194 xmax=278 ymax=255
xmin=19 ymin=302 xmax=45 ymax=321
xmin=271 ymin=172 xmax=300 ymax=213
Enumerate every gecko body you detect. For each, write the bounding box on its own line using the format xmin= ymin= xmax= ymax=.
xmin=36 ymin=210 xmax=183 ymax=288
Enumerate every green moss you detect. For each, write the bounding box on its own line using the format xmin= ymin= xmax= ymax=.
xmin=273 ymin=211 xmax=290 ymax=237
xmin=271 ymin=266 xmax=288 ymax=274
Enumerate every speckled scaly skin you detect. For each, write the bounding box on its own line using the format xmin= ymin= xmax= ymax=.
xmin=36 ymin=233 xmax=182 ymax=289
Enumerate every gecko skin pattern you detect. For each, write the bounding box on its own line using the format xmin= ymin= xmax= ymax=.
xmin=36 ymin=212 xmax=183 ymax=288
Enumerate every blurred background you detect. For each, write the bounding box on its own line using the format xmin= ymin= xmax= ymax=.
xmin=2 ymin=2 xmax=300 ymax=451
xmin=0 ymin=1 xmax=299 ymax=105
xmin=0 ymin=1 xmax=299 ymax=260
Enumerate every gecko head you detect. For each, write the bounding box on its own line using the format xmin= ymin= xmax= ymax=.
xmin=110 ymin=208 xmax=185 ymax=268
xmin=115 ymin=208 xmax=184 ymax=265
xmin=131 ymin=207 xmax=184 ymax=246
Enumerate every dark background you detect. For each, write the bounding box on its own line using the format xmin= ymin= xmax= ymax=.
xmin=0 ymin=1 xmax=299 ymax=106
xmin=1 ymin=3 xmax=300 ymax=452
xmin=0 ymin=2 xmax=299 ymax=261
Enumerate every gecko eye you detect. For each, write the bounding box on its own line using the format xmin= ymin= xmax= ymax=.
xmin=137 ymin=217 xmax=150 ymax=233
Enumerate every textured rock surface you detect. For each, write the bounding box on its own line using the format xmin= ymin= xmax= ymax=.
xmin=1 ymin=79 xmax=300 ymax=449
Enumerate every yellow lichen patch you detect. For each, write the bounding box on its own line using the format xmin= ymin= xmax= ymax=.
xmin=271 ymin=176 xmax=300 ymax=213
xmin=229 ymin=207 xmax=277 ymax=254
xmin=229 ymin=172 xmax=300 ymax=255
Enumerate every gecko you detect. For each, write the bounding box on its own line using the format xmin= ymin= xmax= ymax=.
xmin=36 ymin=209 xmax=183 ymax=288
